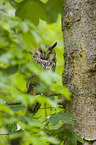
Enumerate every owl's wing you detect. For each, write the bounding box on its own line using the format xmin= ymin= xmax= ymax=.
xmin=26 ymin=76 xmax=41 ymax=114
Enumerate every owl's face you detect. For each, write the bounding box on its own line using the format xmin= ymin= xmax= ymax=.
xmin=32 ymin=42 xmax=57 ymax=72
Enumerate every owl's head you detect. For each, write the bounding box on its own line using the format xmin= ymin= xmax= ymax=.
xmin=32 ymin=42 xmax=57 ymax=72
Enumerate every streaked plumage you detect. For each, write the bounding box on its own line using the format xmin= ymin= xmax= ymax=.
xmin=27 ymin=42 xmax=57 ymax=114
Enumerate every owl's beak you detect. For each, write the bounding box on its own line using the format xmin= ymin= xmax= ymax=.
xmin=49 ymin=42 xmax=57 ymax=49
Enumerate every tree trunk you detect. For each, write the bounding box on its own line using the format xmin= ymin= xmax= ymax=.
xmin=62 ymin=0 xmax=96 ymax=144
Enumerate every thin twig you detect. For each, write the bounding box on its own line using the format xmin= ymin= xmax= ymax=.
xmin=43 ymin=122 xmax=49 ymax=130
xmin=0 ymin=130 xmax=20 ymax=135
xmin=4 ymin=101 xmax=21 ymax=105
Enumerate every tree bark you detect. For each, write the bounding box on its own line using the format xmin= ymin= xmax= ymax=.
xmin=62 ymin=0 xmax=96 ymax=144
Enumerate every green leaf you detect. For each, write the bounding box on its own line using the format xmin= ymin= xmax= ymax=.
xmin=25 ymin=62 xmax=43 ymax=74
xmin=48 ymin=112 xmax=74 ymax=126
xmin=8 ymin=122 xmax=17 ymax=132
xmin=51 ymin=83 xmax=71 ymax=100
xmin=31 ymin=30 xmax=42 ymax=44
xmin=47 ymin=98 xmax=58 ymax=108
xmin=0 ymin=51 xmax=13 ymax=65
xmin=40 ymin=136 xmax=60 ymax=144
xmin=0 ymin=65 xmax=18 ymax=75
xmin=13 ymin=72 xmax=26 ymax=92
xmin=36 ymin=84 xmax=48 ymax=94
xmin=0 ymin=37 xmax=10 ymax=47
xmin=45 ymin=0 xmax=63 ymax=23
xmin=39 ymin=71 xmax=52 ymax=85
xmin=0 ymin=104 xmax=14 ymax=115
xmin=10 ymin=104 xmax=26 ymax=112
xmin=21 ymin=30 xmax=42 ymax=49
xmin=76 ymin=135 xmax=85 ymax=144
xmin=7 ymin=0 xmax=18 ymax=8
xmin=15 ymin=0 xmax=47 ymax=25
xmin=63 ymin=130 xmax=85 ymax=145
xmin=20 ymin=21 xmax=29 ymax=33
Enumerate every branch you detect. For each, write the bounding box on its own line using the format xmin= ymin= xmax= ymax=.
xmin=4 ymin=91 xmax=63 ymax=105
xmin=0 ymin=130 xmax=20 ymax=135
xmin=4 ymin=101 xmax=21 ymax=105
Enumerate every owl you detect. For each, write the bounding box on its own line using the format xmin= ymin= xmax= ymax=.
xmin=27 ymin=42 xmax=57 ymax=114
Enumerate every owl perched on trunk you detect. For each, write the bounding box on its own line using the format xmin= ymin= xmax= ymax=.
xmin=27 ymin=42 xmax=57 ymax=114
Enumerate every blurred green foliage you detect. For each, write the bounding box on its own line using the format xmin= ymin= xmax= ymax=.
xmin=0 ymin=0 xmax=84 ymax=145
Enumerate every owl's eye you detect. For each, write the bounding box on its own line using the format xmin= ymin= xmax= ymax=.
xmin=40 ymin=49 xmax=43 ymax=53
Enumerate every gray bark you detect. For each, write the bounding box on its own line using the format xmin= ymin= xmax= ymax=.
xmin=62 ymin=0 xmax=96 ymax=144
